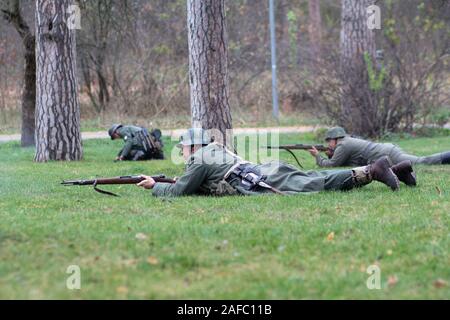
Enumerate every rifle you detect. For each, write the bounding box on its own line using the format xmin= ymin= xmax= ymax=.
xmin=264 ymin=144 xmax=333 ymax=168
xmin=61 ymin=175 xmax=176 ymax=197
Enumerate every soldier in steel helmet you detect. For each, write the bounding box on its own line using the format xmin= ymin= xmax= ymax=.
xmin=136 ymin=128 xmax=417 ymax=197
xmin=309 ymin=126 xmax=450 ymax=169
xmin=108 ymin=124 xmax=164 ymax=161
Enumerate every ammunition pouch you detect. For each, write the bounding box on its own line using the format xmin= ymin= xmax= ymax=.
xmin=225 ymin=163 xmax=267 ymax=192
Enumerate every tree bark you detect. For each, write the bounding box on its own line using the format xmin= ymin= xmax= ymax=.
xmin=35 ymin=0 xmax=83 ymax=161
xmin=275 ymin=0 xmax=288 ymax=61
xmin=1 ymin=0 xmax=36 ymax=147
xmin=340 ymin=0 xmax=377 ymax=136
xmin=308 ymin=0 xmax=322 ymax=58
xmin=187 ymin=0 xmax=233 ymax=147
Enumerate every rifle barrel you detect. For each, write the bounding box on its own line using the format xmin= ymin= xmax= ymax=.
xmin=265 ymin=144 xmax=329 ymax=152
xmin=61 ymin=175 xmax=176 ymax=186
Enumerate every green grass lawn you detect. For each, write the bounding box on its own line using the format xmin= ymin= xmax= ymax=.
xmin=0 ymin=134 xmax=449 ymax=299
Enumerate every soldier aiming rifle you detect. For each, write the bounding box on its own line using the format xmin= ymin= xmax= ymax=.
xmin=311 ymin=127 xmax=450 ymax=168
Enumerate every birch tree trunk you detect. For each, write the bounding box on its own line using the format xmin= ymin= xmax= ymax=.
xmin=187 ymin=0 xmax=233 ymax=147
xmin=35 ymin=0 xmax=82 ymax=161
xmin=340 ymin=0 xmax=377 ymax=136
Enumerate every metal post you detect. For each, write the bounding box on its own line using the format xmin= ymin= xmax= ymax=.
xmin=269 ymin=0 xmax=279 ymax=121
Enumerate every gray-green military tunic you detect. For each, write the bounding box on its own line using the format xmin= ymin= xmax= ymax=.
xmin=316 ymin=136 xmax=446 ymax=167
xmin=116 ymin=125 xmax=147 ymax=159
xmin=152 ymin=143 xmax=356 ymax=197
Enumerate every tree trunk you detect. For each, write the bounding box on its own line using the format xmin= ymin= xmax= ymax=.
xmin=35 ymin=0 xmax=83 ymax=161
xmin=275 ymin=0 xmax=288 ymax=61
xmin=1 ymin=0 xmax=36 ymax=147
xmin=308 ymin=0 xmax=322 ymax=59
xmin=187 ymin=0 xmax=233 ymax=147
xmin=21 ymin=34 xmax=36 ymax=147
xmin=340 ymin=0 xmax=377 ymax=136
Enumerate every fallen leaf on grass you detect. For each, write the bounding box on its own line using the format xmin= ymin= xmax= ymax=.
xmin=220 ymin=217 xmax=229 ymax=224
xmin=433 ymin=279 xmax=447 ymax=288
xmin=147 ymin=256 xmax=159 ymax=265
xmin=116 ymin=286 xmax=129 ymax=294
xmin=388 ymin=275 xmax=398 ymax=287
xmin=326 ymin=232 xmax=335 ymax=241
xmin=123 ymin=259 xmax=138 ymax=266
xmin=135 ymin=233 xmax=148 ymax=240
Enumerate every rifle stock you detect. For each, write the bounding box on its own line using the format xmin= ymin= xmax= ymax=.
xmin=62 ymin=175 xmax=176 ymax=196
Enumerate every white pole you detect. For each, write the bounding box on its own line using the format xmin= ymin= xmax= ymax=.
xmin=269 ymin=0 xmax=279 ymax=121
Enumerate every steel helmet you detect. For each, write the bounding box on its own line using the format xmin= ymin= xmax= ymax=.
xmin=325 ymin=126 xmax=347 ymax=141
xmin=108 ymin=124 xmax=123 ymax=139
xmin=177 ymin=128 xmax=211 ymax=147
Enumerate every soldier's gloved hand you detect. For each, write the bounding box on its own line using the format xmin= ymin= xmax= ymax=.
xmin=137 ymin=175 xmax=156 ymax=190
xmin=308 ymin=147 xmax=319 ymax=157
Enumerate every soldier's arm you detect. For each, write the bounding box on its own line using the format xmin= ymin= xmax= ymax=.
xmin=119 ymin=136 xmax=134 ymax=158
xmin=152 ymin=163 xmax=209 ymax=197
xmin=315 ymin=144 xmax=349 ymax=167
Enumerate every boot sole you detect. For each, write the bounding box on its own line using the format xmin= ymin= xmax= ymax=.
xmin=375 ymin=157 xmax=400 ymax=191
xmin=388 ymin=168 xmax=401 ymax=191
xmin=394 ymin=160 xmax=417 ymax=187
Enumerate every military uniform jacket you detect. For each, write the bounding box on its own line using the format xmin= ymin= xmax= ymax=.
xmin=152 ymin=143 xmax=345 ymax=197
xmin=315 ymin=136 xmax=396 ymax=167
xmin=117 ymin=126 xmax=146 ymax=158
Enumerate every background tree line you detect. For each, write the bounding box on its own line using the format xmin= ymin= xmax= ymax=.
xmin=1 ymin=0 xmax=449 ymax=144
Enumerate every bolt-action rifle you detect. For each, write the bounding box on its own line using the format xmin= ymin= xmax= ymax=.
xmin=62 ymin=175 xmax=176 ymax=197
xmin=264 ymin=144 xmax=334 ymax=168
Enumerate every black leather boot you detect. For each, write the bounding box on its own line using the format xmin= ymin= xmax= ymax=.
xmin=441 ymin=152 xmax=450 ymax=164
xmin=391 ymin=160 xmax=416 ymax=186
xmin=352 ymin=157 xmax=400 ymax=191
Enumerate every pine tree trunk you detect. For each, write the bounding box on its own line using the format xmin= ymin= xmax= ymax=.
xmin=308 ymin=0 xmax=322 ymax=59
xmin=340 ymin=0 xmax=377 ymax=136
xmin=1 ymin=0 xmax=36 ymax=147
xmin=35 ymin=0 xmax=82 ymax=161
xmin=275 ymin=0 xmax=288 ymax=61
xmin=187 ymin=0 xmax=233 ymax=147
xmin=21 ymin=34 xmax=36 ymax=147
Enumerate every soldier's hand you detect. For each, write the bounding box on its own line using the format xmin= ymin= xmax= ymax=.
xmin=115 ymin=156 xmax=124 ymax=161
xmin=308 ymin=147 xmax=319 ymax=157
xmin=137 ymin=175 xmax=156 ymax=190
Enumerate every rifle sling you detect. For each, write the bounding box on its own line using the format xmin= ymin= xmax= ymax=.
xmin=281 ymin=148 xmax=304 ymax=169
xmin=93 ymin=180 xmax=120 ymax=197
